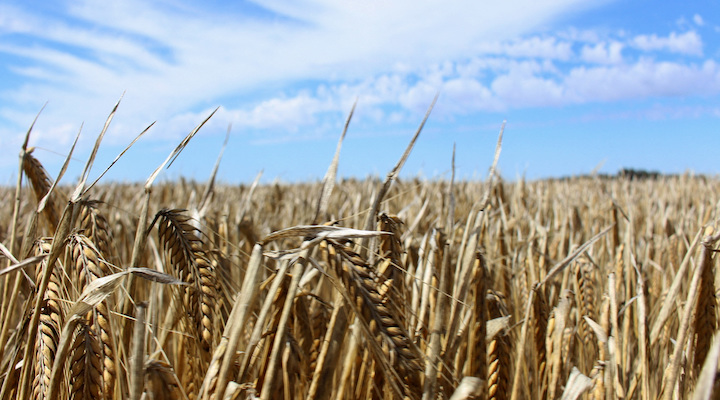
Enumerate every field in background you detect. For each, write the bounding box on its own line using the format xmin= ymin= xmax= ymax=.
xmin=1 ymin=162 xmax=720 ymax=399
xmin=1 ymin=105 xmax=719 ymax=399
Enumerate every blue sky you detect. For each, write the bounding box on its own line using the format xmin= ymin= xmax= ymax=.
xmin=1 ymin=0 xmax=720 ymax=184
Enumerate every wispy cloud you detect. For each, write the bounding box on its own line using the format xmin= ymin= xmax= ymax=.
xmin=693 ymin=14 xmax=705 ymax=27
xmin=631 ymin=31 xmax=703 ymax=56
xmin=580 ymin=41 xmax=624 ymax=64
xmin=0 ymin=0 xmax=718 ymax=160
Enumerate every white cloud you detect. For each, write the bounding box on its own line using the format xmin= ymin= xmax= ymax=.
xmin=455 ymin=58 xmax=556 ymax=80
xmin=491 ymin=72 xmax=566 ymax=108
xmin=442 ymin=79 xmax=497 ymax=113
xmin=1 ymin=0 xmax=719 ymax=162
xmin=196 ymin=52 xmax=720 ymax=133
xmin=564 ymin=59 xmax=720 ymax=101
xmin=0 ymin=0 xmax=600 ymax=148
xmin=580 ymin=41 xmax=624 ymax=64
xmin=558 ymin=27 xmax=602 ymax=43
xmin=151 ymin=51 xmax=720 ymax=144
xmin=229 ymin=94 xmax=334 ymax=131
xmin=632 ymin=31 xmax=703 ymax=56
xmin=693 ymin=14 xmax=704 ymax=26
xmin=476 ymin=37 xmax=574 ymax=60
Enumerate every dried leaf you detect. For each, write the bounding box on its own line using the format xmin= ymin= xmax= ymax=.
xmin=583 ymin=316 xmax=608 ymax=344
xmin=560 ymin=367 xmax=593 ymax=400
xmin=129 ymin=267 xmax=188 ymax=285
xmin=262 ymin=225 xmax=390 ymax=244
xmin=0 ymin=255 xmax=46 ymax=277
xmin=486 ymin=315 xmax=511 ymax=342
xmin=449 ymin=377 xmax=484 ymax=400
xmin=692 ymin=333 xmax=720 ymax=400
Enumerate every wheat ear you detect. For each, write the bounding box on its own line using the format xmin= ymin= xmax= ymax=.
xmin=330 ymin=240 xmax=422 ymax=400
xmin=68 ymin=319 xmax=103 ymax=399
xmin=32 ymin=239 xmax=64 ymax=399
xmin=70 ymin=234 xmax=116 ymax=399
xmin=487 ymin=292 xmax=511 ymax=400
xmin=693 ymin=237 xmax=717 ymax=379
xmin=155 ymin=209 xmax=217 ymax=357
xmin=466 ymin=251 xmax=488 ymax=385
xmin=22 ymin=150 xmax=60 ymax=232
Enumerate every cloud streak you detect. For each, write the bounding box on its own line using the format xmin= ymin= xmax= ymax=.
xmin=0 ymin=0 xmax=718 ymax=161
xmin=632 ymin=31 xmax=703 ymax=56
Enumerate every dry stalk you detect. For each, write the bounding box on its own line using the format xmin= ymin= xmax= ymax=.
xmin=423 ymin=228 xmax=449 ymax=400
xmin=692 ymin=236 xmax=717 ymax=380
xmin=130 ymin=303 xmax=147 ymax=400
xmin=575 ymin=257 xmax=597 ymax=373
xmin=487 ymin=292 xmax=511 ymax=400
xmin=465 ymin=251 xmax=488 ymax=385
xmin=662 ymin=231 xmax=720 ymax=400
xmin=532 ymin=287 xmax=549 ymax=400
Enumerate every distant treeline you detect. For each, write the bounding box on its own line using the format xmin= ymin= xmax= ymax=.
xmin=555 ymin=168 xmax=708 ymax=182
xmin=616 ymin=168 xmax=663 ymax=180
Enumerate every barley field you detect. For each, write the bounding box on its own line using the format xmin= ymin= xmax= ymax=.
xmin=1 ymin=112 xmax=720 ymax=400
